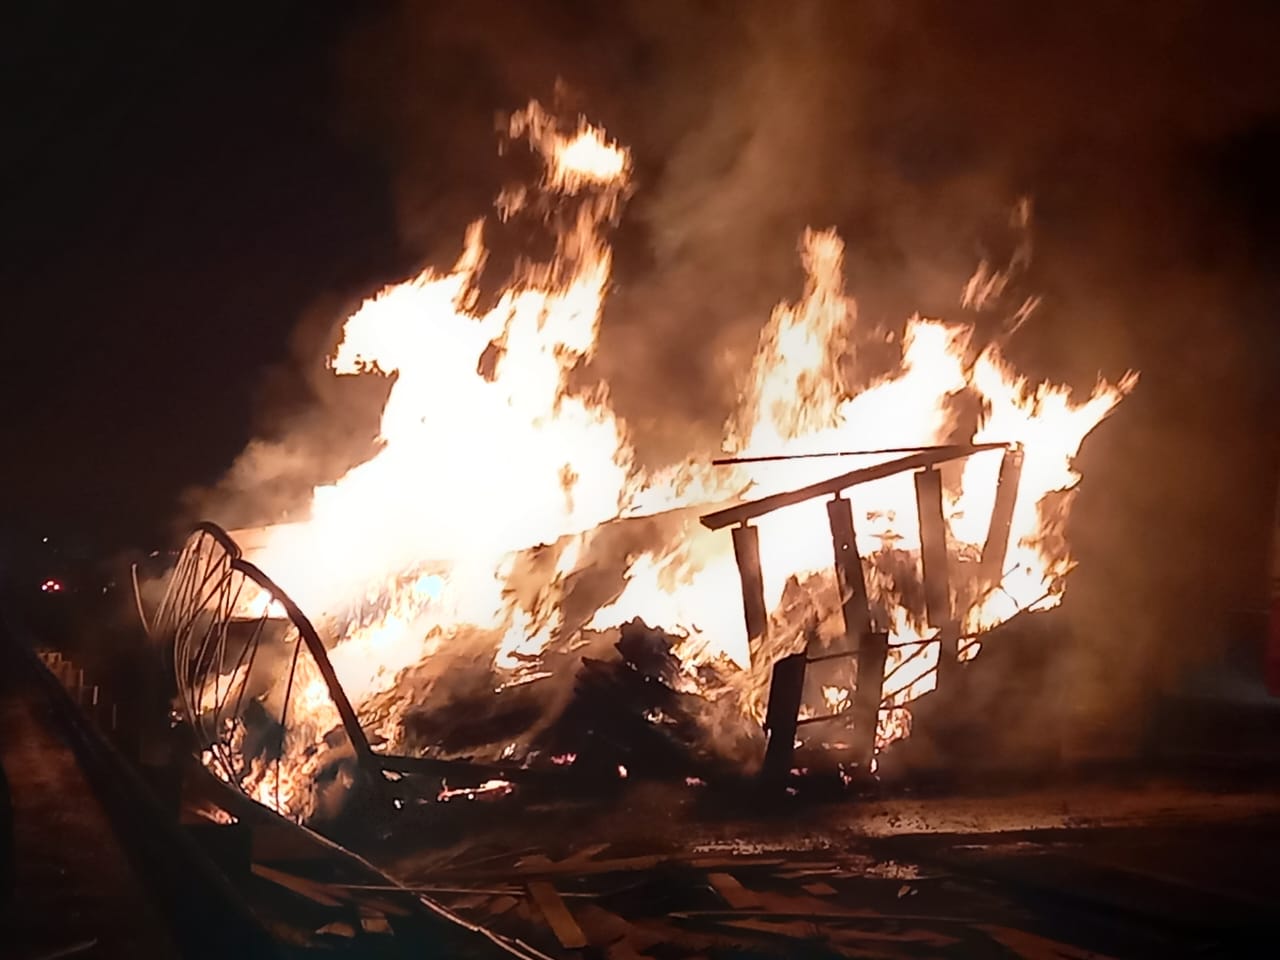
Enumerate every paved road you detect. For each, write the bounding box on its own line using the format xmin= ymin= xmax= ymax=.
xmin=0 ymin=669 xmax=178 ymax=960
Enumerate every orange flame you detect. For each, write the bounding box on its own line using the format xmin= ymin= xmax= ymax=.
xmin=211 ymin=102 xmax=1136 ymax=799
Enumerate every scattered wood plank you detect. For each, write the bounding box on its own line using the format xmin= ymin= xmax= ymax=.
xmin=447 ymin=893 xmax=491 ymax=911
xmin=721 ymin=918 xmax=824 ymax=940
xmin=706 ymin=872 xmax=764 ymax=909
xmin=488 ymin=895 xmax=519 ymax=916
xmin=315 ymin=921 xmax=356 ymax=938
xmin=251 ymin=864 xmax=345 ymax=908
xmin=452 ymin=851 xmax=787 ymax=880
xmin=352 ymin=893 xmax=413 ymax=918
xmin=803 ymin=881 xmax=838 ymax=896
xmin=499 ymin=854 xmax=665 ymax=877
xmin=516 ymin=853 xmax=556 ymax=870
xmin=358 ymin=911 xmax=393 ymax=935
xmin=558 ymin=841 xmax=613 ymax=866
xmin=527 ymin=880 xmax=589 ymax=949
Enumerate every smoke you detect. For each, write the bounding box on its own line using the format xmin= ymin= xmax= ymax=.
xmin=194 ymin=0 xmax=1280 ymax=736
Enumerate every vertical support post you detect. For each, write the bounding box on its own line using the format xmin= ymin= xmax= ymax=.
xmin=827 ymin=497 xmax=873 ymax=652
xmin=848 ymin=631 xmax=889 ymax=771
xmin=731 ymin=523 xmax=769 ymax=660
xmin=979 ymin=446 xmax=1024 ymax=589
xmin=761 ymin=653 xmax=807 ymax=785
xmin=915 ymin=468 xmax=958 ymax=688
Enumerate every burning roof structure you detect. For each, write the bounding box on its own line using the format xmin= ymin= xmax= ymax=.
xmin=148 ymin=102 xmax=1137 ymax=823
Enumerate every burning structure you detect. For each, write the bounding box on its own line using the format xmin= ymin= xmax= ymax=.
xmin=148 ymin=103 xmax=1136 ymax=823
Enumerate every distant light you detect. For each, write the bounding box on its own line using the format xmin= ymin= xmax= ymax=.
xmin=41 ymin=537 xmax=49 ymax=543
xmin=40 ymin=579 xmax=63 ymax=593
xmin=617 ymin=764 xmax=628 ymax=779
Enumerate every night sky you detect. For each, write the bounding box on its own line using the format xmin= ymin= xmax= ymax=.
xmin=2 ymin=0 xmax=404 ymax=553
xmin=3 ymin=1 xmax=1279 ymax=692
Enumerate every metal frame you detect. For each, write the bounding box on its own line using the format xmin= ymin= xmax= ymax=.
xmin=152 ymin=523 xmax=377 ymax=819
xmin=152 ymin=523 xmax=547 ymax=819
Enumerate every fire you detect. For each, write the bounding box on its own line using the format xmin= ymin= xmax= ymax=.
xmin=195 ymin=101 xmax=1136 ymax=815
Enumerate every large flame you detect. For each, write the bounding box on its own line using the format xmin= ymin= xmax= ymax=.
xmin=213 ymin=102 xmax=1136 ymax=814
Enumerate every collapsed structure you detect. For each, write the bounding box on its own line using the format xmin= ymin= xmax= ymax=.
xmin=146 ymin=103 xmax=1137 ymax=822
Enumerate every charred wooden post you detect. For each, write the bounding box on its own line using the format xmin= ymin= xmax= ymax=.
xmin=826 ymin=497 xmax=873 ymax=651
xmin=848 ymin=631 xmax=889 ymax=770
xmin=978 ymin=445 xmax=1024 ymax=589
xmin=731 ymin=524 xmax=769 ymax=659
xmin=761 ymin=653 xmax=807 ymax=785
xmin=915 ymin=467 xmax=958 ymax=688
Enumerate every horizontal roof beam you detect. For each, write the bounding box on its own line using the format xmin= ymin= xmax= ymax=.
xmin=699 ymin=442 xmax=1009 ymax=531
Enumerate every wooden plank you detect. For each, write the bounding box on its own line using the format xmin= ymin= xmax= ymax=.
xmin=459 ymin=852 xmax=786 ymax=880
xmin=446 ymin=893 xmax=491 ymax=911
xmin=358 ymin=911 xmax=393 ymax=935
xmin=721 ymin=918 xmax=823 ymax=940
xmin=488 ymin=895 xmax=518 ymax=916
xmin=979 ymin=446 xmax=1023 ymax=588
xmin=827 ymin=496 xmax=873 ymax=652
xmin=316 ymin=921 xmax=356 ymax=938
xmin=701 ymin=444 xmax=1005 ymax=530
xmin=761 ymin=653 xmax=806 ymax=784
xmin=251 ymin=863 xmax=345 ymax=908
xmin=515 ymin=853 xmax=555 ymax=870
xmin=706 ymin=873 xmax=764 ymax=909
xmin=915 ymin=467 xmax=957 ymax=687
xmin=527 ymin=880 xmax=589 ymax=949
xmin=849 ymin=631 xmax=889 ymax=771
xmin=731 ymin=524 xmax=769 ymax=656
xmin=557 ymin=842 xmax=612 ymax=867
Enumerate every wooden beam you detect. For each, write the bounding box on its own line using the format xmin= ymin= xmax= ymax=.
xmin=700 ymin=443 xmax=1007 ymax=531
xmin=731 ymin=524 xmax=769 ymax=656
xmin=826 ymin=497 xmax=872 ymax=653
xmin=848 ymin=632 xmax=889 ymax=770
xmin=979 ymin=445 xmax=1024 ymax=589
xmin=915 ymin=468 xmax=957 ymax=687
xmin=527 ymin=880 xmax=588 ymax=949
xmin=761 ymin=653 xmax=807 ymax=784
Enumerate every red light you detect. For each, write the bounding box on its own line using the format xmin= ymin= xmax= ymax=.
xmin=40 ymin=579 xmax=63 ymax=593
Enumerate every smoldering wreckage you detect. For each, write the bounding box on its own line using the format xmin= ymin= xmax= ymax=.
xmin=89 ymin=102 xmax=1276 ymax=957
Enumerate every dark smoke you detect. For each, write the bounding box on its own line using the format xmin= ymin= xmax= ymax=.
xmin=202 ymin=0 xmax=1279 ymax=736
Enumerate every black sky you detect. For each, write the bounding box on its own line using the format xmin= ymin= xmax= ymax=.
xmin=3 ymin=0 xmax=1279 ymax=700
xmin=1 ymin=0 xmax=404 ymax=552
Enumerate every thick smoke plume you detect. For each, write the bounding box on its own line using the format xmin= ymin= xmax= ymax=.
xmin=192 ymin=0 xmax=1280 ymax=736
